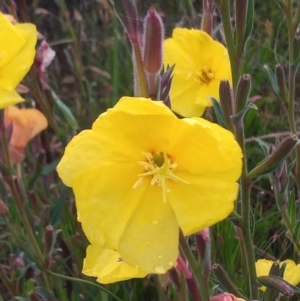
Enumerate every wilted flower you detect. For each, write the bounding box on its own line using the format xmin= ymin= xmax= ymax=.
xmin=34 ymin=40 xmax=56 ymax=89
xmin=57 ymin=97 xmax=242 ymax=283
xmin=4 ymin=106 xmax=48 ymax=163
xmin=164 ymin=28 xmax=231 ymax=117
xmin=256 ymin=259 xmax=300 ymax=291
xmin=0 ymin=13 xmax=37 ymax=108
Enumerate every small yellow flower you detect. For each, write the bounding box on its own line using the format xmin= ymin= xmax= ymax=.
xmin=0 ymin=13 xmax=37 ymax=109
xmin=164 ymin=28 xmax=232 ymax=117
xmin=256 ymin=259 xmax=300 ymax=291
xmin=57 ymin=97 xmax=242 ymax=283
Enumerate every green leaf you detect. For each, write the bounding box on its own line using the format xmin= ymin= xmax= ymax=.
xmin=287 ymin=189 xmax=296 ymax=228
xmin=50 ymin=89 xmax=79 ymax=130
xmin=243 ymin=0 xmax=254 ymax=48
xmin=34 ymin=287 xmax=55 ymax=299
xmin=231 ymin=102 xmax=257 ymax=124
xmin=209 ymin=97 xmax=226 ymax=128
xmin=263 ymin=65 xmax=279 ymax=95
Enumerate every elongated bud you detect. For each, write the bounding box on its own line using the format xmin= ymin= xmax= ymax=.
xmin=195 ymin=228 xmax=211 ymax=277
xmin=43 ymin=225 xmax=54 ymax=257
xmin=247 ymin=135 xmax=299 ymax=179
xmin=201 ymin=0 xmax=214 ymax=35
xmin=257 ymin=276 xmax=294 ymax=296
xmin=143 ymin=7 xmax=163 ymax=74
xmin=219 ymin=80 xmax=234 ymax=131
xmin=112 ymin=0 xmax=139 ymax=43
xmin=236 ymin=74 xmax=251 ymax=112
xmin=275 ymin=64 xmax=288 ymax=103
xmin=143 ymin=8 xmax=164 ymax=100
xmin=213 ymin=264 xmax=246 ymax=299
xmin=235 ymin=0 xmax=247 ymax=54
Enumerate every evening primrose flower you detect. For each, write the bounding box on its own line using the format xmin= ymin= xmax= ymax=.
xmin=164 ymin=28 xmax=231 ymax=117
xmin=57 ymin=97 xmax=242 ymax=283
xmin=5 ymin=106 xmax=48 ymax=163
xmin=256 ymin=259 xmax=300 ymax=291
xmin=0 ymin=13 xmax=37 ymax=108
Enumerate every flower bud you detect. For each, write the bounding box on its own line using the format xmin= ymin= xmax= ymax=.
xmin=219 ymin=80 xmax=234 ymax=131
xmin=143 ymin=7 xmax=164 ymax=74
xmin=235 ymin=74 xmax=251 ymax=112
xmin=213 ymin=264 xmax=246 ymax=299
xmin=235 ymin=0 xmax=247 ymax=54
xmin=275 ymin=64 xmax=288 ymax=103
xmin=247 ymin=135 xmax=299 ymax=179
xmin=210 ymin=292 xmax=245 ymax=301
xmin=256 ymin=276 xmax=294 ymax=296
xmin=43 ymin=225 xmax=54 ymax=257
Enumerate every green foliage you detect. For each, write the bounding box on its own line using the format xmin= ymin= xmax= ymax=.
xmin=1 ymin=0 xmax=300 ymax=300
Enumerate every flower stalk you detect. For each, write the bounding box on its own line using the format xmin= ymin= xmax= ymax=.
xmin=179 ymin=231 xmax=210 ymax=301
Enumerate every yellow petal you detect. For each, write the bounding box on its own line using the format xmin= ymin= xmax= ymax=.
xmin=72 ymin=167 xmax=146 ymax=250
xmin=0 ymin=23 xmax=37 ymax=90
xmin=118 ymin=183 xmax=178 ymax=273
xmin=281 ymin=260 xmax=300 ymax=286
xmin=0 ymin=89 xmax=24 ymax=109
xmin=0 ymin=13 xmax=26 ymax=72
xmin=168 ymin=173 xmax=238 ymax=235
xmin=164 ymin=28 xmax=232 ymax=117
xmin=83 ymin=244 xmax=147 ymax=284
xmin=169 ymin=117 xmax=242 ymax=179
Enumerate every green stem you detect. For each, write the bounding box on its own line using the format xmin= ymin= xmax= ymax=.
xmin=132 ymin=41 xmax=149 ymax=97
xmin=235 ymin=122 xmax=258 ymax=300
xmin=273 ymin=183 xmax=300 ymax=254
xmin=0 ymin=127 xmax=51 ymax=290
xmin=46 ymin=270 xmax=124 ymax=301
xmin=218 ymin=0 xmax=239 ymax=91
xmin=179 ymin=231 xmax=210 ymax=301
xmin=153 ymin=275 xmax=170 ymax=301
xmin=285 ymin=0 xmax=300 ymax=191
xmin=0 ymin=263 xmax=17 ymax=297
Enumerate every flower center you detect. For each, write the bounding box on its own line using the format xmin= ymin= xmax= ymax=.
xmin=198 ymin=66 xmax=214 ymax=84
xmin=133 ymin=150 xmax=189 ymax=203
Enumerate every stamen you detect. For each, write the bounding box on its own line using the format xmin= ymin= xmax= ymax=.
xmin=197 ymin=66 xmax=214 ymax=84
xmin=133 ymin=150 xmax=189 ymax=202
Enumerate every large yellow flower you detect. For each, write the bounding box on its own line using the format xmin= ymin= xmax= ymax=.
xmin=0 ymin=13 xmax=37 ymax=109
xmin=256 ymin=259 xmax=300 ymax=291
xmin=164 ymin=28 xmax=232 ymax=117
xmin=57 ymin=97 xmax=242 ymax=283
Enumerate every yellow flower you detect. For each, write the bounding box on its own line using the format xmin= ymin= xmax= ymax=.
xmin=0 ymin=13 xmax=37 ymax=109
xmin=164 ymin=28 xmax=232 ymax=117
xmin=57 ymin=97 xmax=242 ymax=283
xmin=256 ymin=259 xmax=300 ymax=291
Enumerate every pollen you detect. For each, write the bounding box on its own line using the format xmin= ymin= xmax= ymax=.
xmin=133 ymin=150 xmax=189 ymax=203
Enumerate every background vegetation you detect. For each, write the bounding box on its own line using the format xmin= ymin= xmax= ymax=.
xmin=0 ymin=0 xmax=299 ymax=300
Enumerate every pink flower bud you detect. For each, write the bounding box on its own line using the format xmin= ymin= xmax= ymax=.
xmin=210 ymin=292 xmax=240 ymax=301
xmin=143 ymin=7 xmax=164 ymax=74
